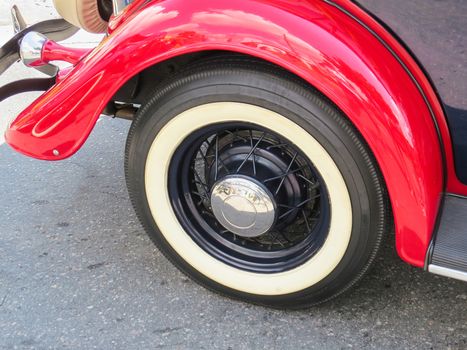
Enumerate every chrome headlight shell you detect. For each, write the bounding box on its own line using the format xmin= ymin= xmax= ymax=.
xmin=112 ymin=0 xmax=133 ymax=16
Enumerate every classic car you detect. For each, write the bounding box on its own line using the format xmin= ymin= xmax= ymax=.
xmin=0 ymin=0 xmax=466 ymax=308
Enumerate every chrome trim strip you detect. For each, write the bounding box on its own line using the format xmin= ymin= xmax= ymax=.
xmin=428 ymin=264 xmax=467 ymax=282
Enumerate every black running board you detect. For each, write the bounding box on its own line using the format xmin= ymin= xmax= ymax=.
xmin=427 ymin=195 xmax=467 ymax=282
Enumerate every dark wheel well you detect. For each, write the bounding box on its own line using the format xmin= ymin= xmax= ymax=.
xmin=111 ymin=51 xmax=231 ymax=105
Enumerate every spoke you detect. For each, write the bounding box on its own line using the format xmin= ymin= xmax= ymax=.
xmin=252 ymin=237 xmax=265 ymax=246
xmin=278 ymin=207 xmax=299 ymax=220
xmin=192 ymin=190 xmax=208 ymax=200
xmin=199 ymin=140 xmax=230 ymax=176
xmin=271 ymin=231 xmax=285 ymax=248
xmin=280 ymin=231 xmax=294 ymax=244
xmin=275 ymin=152 xmax=298 ymax=195
xmin=197 ymin=147 xmax=209 ymax=164
xmin=263 ymin=166 xmax=306 ymax=184
xmin=266 ymin=143 xmax=289 ymax=150
xmin=302 ymin=208 xmax=311 ymax=233
xmin=249 ymin=130 xmax=257 ymax=176
xmin=191 ymin=190 xmax=207 ymax=206
xmin=193 ymin=168 xmax=210 ymax=198
xmin=194 ymin=180 xmax=207 ymax=187
xmin=277 ymin=203 xmax=295 ymax=209
xmin=192 ymin=183 xmax=210 ymax=205
xmin=225 ymin=129 xmax=248 ymax=142
xmin=297 ymin=174 xmax=320 ymax=189
xmin=236 ymin=133 xmax=266 ymax=174
xmin=278 ymin=195 xmax=319 ymax=220
xmin=220 ymin=160 xmax=230 ymax=174
xmin=214 ymin=134 xmax=219 ymax=181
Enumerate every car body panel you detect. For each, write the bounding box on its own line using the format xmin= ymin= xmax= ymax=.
xmin=4 ymin=0 xmax=447 ymax=266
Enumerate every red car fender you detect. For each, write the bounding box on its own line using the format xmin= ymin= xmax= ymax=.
xmin=5 ymin=0 xmax=445 ymax=267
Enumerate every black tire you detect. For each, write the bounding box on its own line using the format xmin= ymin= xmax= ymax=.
xmin=125 ymin=57 xmax=390 ymax=308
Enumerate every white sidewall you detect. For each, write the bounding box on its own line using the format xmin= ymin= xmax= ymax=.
xmin=145 ymin=102 xmax=352 ymax=295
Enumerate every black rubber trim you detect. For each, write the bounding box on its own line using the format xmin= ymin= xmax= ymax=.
xmin=324 ymin=0 xmax=448 ymax=269
xmin=0 ymin=77 xmax=55 ymax=103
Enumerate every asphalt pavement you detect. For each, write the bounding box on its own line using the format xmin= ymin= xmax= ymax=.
xmin=0 ymin=1 xmax=466 ymax=349
xmin=1 ymin=116 xmax=466 ymax=350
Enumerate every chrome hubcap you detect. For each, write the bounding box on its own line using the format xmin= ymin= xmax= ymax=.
xmin=210 ymin=175 xmax=276 ymax=238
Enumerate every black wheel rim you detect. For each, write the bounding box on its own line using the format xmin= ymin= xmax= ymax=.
xmin=168 ymin=122 xmax=331 ymax=273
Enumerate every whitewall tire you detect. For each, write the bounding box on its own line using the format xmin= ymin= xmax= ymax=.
xmin=125 ymin=57 xmax=389 ymax=308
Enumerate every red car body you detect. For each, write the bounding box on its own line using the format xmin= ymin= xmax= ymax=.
xmin=1 ymin=0 xmax=466 ymax=284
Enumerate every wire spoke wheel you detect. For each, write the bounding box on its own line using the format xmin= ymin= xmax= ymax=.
xmin=169 ymin=124 xmax=330 ymax=273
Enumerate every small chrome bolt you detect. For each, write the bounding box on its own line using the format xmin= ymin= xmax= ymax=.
xmin=53 ymin=149 xmax=60 ymax=156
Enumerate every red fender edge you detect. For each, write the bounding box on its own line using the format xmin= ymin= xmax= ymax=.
xmin=5 ymin=0 xmax=449 ymax=267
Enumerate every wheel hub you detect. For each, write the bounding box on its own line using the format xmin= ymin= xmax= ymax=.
xmin=210 ymin=175 xmax=276 ymax=238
